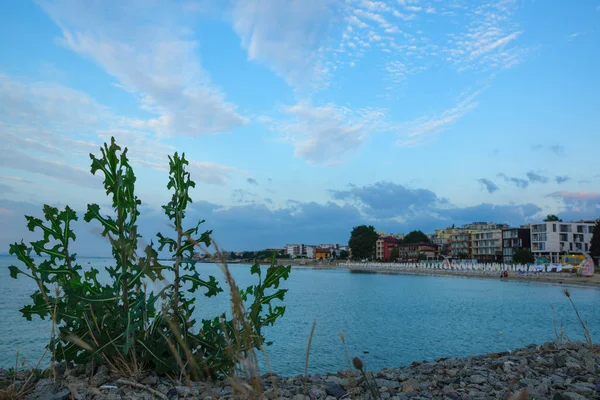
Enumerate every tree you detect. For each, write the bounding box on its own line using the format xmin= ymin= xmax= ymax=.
xmin=544 ymin=214 xmax=562 ymax=222
xmin=513 ymin=248 xmax=535 ymax=264
xmin=389 ymin=247 xmax=399 ymax=261
xmin=403 ymin=230 xmax=430 ymax=244
xmin=339 ymin=250 xmax=350 ymax=260
xmin=349 ymin=225 xmax=378 ymax=260
xmin=590 ymin=220 xmax=600 ymax=265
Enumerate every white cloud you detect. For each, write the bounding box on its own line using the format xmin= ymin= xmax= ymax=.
xmin=229 ymin=0 xmax=338 ymax=89
xmin=189 ymin=161 xmax=248 ymax=186
xmin=264 ymin=101 xmax=389 ymax=165
xmin=0 ymin=73 xmax=245 ymax=187
xmin=445 ymin=0 xmax=527 ymax=70
xmin=39 ymin=0 xmax=248 ymax=137
xmin=397 ymin=88 xmax=484 ymax=146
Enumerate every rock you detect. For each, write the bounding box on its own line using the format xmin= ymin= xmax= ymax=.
xmin=176 ymin=385 xmax=193 ymax=397
xmin=447 ymin=368 xmax=458 ymax=377
xmin=469 ymin=375 xmax=487 ymax=384
xmin=324 ymin=382 xmax=346 ymax=399
xmin=442 ymin=385 xmax=456 ymax=396
xmin=376 ymin=379 xmax=401 ymax=390
xmin=141 ymin=374 xmax=158 ymax=386
xmin=554 ymin=354 xmax=567 ymax=368
xmin=557 ymin=392 xmax=589 ymax=400
xmin=90 ymin=365 xmax=109 ymax=387
xmin=309 ymin=386 xmax=326 ymax=399
xmin=401 ymin=379 xmax=418 ymax=393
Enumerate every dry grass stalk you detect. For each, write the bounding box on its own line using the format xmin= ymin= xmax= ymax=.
xmin=303 ymin=319 xmax=317 ymax=397
xmin=118 ymin=379 xmax=169 ymax=400
xmin=192 ymin=238 xmax=265 ymax=399
xmin=562 ymin=288 xmax=594 ymax=350
xmin=338 ymin=333 xmax=357 ymax=396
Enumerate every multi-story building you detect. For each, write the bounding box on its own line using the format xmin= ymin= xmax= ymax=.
xmin=471 ymin=229 xmax=503 ymax=262
xmin=398 ymin=243 xmax=438 ymax=261
xmin=433 ymin=228 xmax=461 ymax=255
xmin=449 ymin=231 xmax=471 ymax=258
xmin=462 ymin=222 xmax=509 ymax=231
xmin=376 ymin=236 xmax=401 ymax=260
xmin=501 ymin=228 xmax=531 ymax=263
xmin=304 ymin=245 xmax=315 ymax=258
xmin=530 ymin=221 xmax=595 ymax=263
xmin=285 ymin=244 xmax=303 ymax=257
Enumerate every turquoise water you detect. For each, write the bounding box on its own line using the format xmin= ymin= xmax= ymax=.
xmin=1 ymin=255 xmax=599 ymax=376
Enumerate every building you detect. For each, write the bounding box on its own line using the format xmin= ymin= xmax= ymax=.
xmin=304 ymin=245 xmax=315 ymax=259
xmin=530 ymin=221 xmax=595 ymax=263
xmin=471 ymin=229 xmax=503 ymax=262
xmin=449 ymin=231 xmax=471 ymax=258
xmin=433 ymin=228 xmax=461 ymax=255
xmin=285 ymin=244 xmax=305 ymax=257
xmin=462 ymin=222 xmax=509 ymax=231
xmin=398 ymin=242 xmax=438 ymax=261
xmin=501 ymin=228 xmax=531 ymax=263
xmin=375 ymin=236 xmax=401 ymax=260
xmin=315 ymin=248 xmax=331 ymax=260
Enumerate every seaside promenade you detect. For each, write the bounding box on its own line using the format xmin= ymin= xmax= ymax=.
xmin=341 ymin=261 xmax=600 ymax=287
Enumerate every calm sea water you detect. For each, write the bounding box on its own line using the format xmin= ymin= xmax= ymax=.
xmin=1 ymin=255 xmax=599 ymax=376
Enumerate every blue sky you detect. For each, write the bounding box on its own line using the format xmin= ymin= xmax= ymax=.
xmin=1 ymin=0 xmax=599 ymax=255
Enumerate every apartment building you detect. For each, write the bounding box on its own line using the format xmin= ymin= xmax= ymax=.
xmin=376 ymin=236 xmax=401 ymax=260
xmin=462 ymin=222 xmax=509 ymax=231
xmin=471 ymin=229 xmax=503 ymax=262
xmin=501 ymin=228 xmax=531 ymax=263
xmin=449 ymin=232 xmax=471 ymax=258
xmin=398 ymin=242 xmax=438 ymax=261
xmin=530 ymin=221 xmax=595 ymax=263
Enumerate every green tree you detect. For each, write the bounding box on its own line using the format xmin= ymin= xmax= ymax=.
xmin=389 ymin=247 xmax=399 ymax=261
xmin=544 ymin=214 xmax=562 ymax=222
xmin=590 ymin=220 xmax=600 ymax=265
xmin=513 ymin=248 xmax=535 ymax=264
xmin=349 ymin=225 xmax=378 ymax=260
xmin=339 ymin=250 xmax=350 ymax=259
xmin=403 ymin=230 xmax=430 ymax=244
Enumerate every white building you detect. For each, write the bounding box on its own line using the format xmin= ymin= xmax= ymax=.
xmin=285 ymin=244 xmax=303 ymax=257
xmin=304 ymin=246 xmax=315 ymax=258
xmin=471 ymin=229 xmax=503 ymax=261
xmin=530 ymin=221 xmax=595 ymax=263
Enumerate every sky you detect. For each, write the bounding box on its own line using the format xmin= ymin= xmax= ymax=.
xmin=0 ymin=0 xmax=599 ymax=255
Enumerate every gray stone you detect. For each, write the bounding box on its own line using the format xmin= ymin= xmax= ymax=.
xmin=376 ymin=379 xmax=401 ymax=390
xmin=90 ymin=365 xmax=109 ymax=387
xmin=559 ymin=392 xmax=589 ymax=400
xmin=324 ymin=382 xmax=346 ymax=399
xmin=309 ymin=386 xmax=326 ymax=399
xmin=469 ymin=375 xmax=487 ymax=384
xmin=554 ymin=354 xmax=567 ymax=368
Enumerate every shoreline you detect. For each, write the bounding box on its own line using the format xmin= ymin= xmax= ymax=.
xmin=346 ymin=266 xmax=600 ymax=288
xmin=6 ymin=341 xmax=598 ymax=399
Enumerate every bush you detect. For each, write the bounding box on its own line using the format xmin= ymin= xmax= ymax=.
xmin=512 ymin=248 xmax=535 ymax=264
xmin=9 ymin=138 xmax=291 ymax=379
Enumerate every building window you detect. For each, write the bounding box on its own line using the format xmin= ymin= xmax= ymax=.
xmin=553 ymin=224 xmax=556 ymax=232
xmin=560 ymin=233 xmax=568 ymax=242
xmin=585 ymin=243 xmax=588 ymax=251
xmin=560 ymin=224 xmax=571 ymax=233
xmin=570 ymin=243 xmax=573 ymax=251
xmin=590 ymin=226 xmax=596 ymax=234
xmin=577 ymin=225 xmax=584 ymax=233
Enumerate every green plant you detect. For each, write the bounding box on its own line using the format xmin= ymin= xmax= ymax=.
xmin=9 ymin=137 xmax=291 ymax=379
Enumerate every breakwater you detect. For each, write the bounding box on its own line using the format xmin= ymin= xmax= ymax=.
xmin=10 ymin=340 xmax=599 ymax=399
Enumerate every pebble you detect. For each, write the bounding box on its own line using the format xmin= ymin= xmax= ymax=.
xmin=2 ymin=340 xmax=596 ymax=400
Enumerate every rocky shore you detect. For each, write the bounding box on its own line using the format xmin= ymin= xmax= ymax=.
xmin=2 ymin=341 xmax=599 ymax=399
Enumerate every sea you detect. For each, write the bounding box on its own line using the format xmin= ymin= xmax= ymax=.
xmin=1 ymin=255 xmax=599 ymax=376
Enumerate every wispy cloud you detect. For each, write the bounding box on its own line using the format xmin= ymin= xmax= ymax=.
xmin=40 ymin=0 xmax=248 ymax=137
xmin=555 ymin=176 xmax=571 ymax=184
xmin=0 ymin=175 xmax=33 ymax=184
xmin=478 ymin=178 xmax=499 ymax=194
xmin=230 ymin=0 xmax=338 ymax=90
xmin=445 ymin=0 xmax=527 ymax=71
xmin=264 ymin=101 xmax=389 ymax=165
xmin=498 ymin=173 xmax=529 ymax=189
xmin=397 ymin=88 xmax=484 ymax=146
xmin=526 ymin=171 xmax=549 ymax=184
xmin=247 ymin=178 xmax=258 ymax=185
